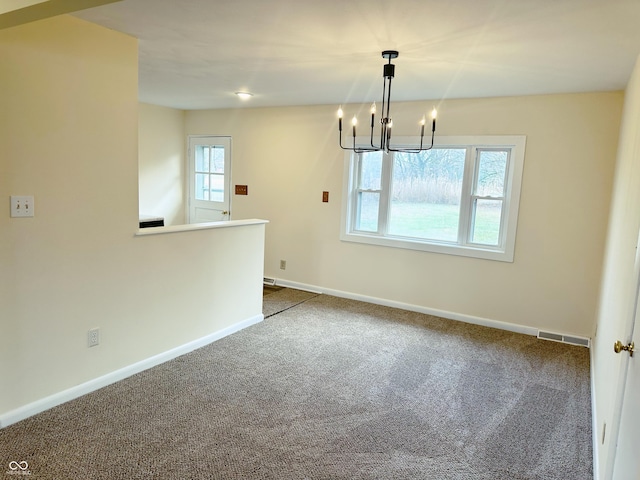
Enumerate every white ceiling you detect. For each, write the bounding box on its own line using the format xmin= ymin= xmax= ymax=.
xmin=73 ymin=0 xmax=640 ymax=110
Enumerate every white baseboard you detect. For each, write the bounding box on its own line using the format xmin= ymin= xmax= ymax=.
xmin=276 ymin=278 xmax=538 ymax=337
xmin=275 ymin=278 xmax=323 ymax=294
xmin=590 ymin=345 xmax=601 ymax=480
xmin=0 ymin=314 xmax=263 ymax=429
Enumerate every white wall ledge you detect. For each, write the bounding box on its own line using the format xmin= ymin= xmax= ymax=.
xmin=135 ymin=218 xmax=268 ymax=236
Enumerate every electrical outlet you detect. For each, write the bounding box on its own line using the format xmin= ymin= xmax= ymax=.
xmin=88 ymin=328 xmax=100 ymax=347
xmin=280 ymin=260 xmax=286 ymax=270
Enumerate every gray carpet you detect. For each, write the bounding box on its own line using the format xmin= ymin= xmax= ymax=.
xmin=262 ymin=285 xmax=319 ymax=318
xmin=0 ymin=291 xmax=592 ymax=479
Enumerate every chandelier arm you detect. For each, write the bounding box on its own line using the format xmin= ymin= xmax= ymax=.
xmin=340 ymin=128 xmax=383 ymax=153
xmin=339 ymin=128 xmax=347 ymax=150
xmin=388 ymin=129 xmax=436 ymax=153
xmin=370 ymin=119 xmax=378 ymax=149
xmin=339 ymin=143 xmax=381 ymax=153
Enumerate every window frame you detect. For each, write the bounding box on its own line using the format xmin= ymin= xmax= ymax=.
xmin=194 ymin=144 xmax=226 ymax=202
xmin=340 ymin=135 xmax=526 ymax=262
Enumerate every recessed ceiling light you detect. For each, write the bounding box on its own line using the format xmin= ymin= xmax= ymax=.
xmin=235 ymin=92 xmax=253 ymax=100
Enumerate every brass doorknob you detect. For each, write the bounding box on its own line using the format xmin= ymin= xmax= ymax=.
xmin=222 ymin=211 xmax=229 ymax=215
xmin=614 ymin=340 xmax=635 ymax=357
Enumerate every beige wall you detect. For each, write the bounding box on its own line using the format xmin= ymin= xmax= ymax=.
xmin=185 ymin=93 xmax=621 ymax=337
xmin=2 ymin=12 xmax=626 ymax=450
xmin=138 ymin=103 xmax=186 ymax=226
xmin=592 ymin=55 xmax=640 ymax=478
xmin=0 ymin=16 xmax=264 ymax=419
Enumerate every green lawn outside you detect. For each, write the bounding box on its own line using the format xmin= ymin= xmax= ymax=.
xmin=359 ymin=202 xmax=502 ymax=245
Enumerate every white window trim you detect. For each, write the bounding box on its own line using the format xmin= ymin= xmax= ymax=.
xmin=340 ymin=135 xmax=526 ymax=262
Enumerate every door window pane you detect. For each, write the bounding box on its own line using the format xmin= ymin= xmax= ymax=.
xmin=210 ymin=174 xmax=224 ymax=202
xmin=471 ymin=199 xmax=503 ymax=245
xmin=195 ymin=146 xmax=209 ymax=173
xmin=195 ymin=173 xmax=209 ymax=201
xmin=388 ymin=149 xmax=465 ymax=242
xmin=210 ymin=146 xmax=225 ymax=173
xmin=475 ymin=150 xmax=508 ymax=197
xmin=356 ymin=192 xmax=379 ymax=232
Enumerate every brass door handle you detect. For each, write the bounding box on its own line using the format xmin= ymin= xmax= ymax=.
xmin=222 ymin=211 xmax=229 ymax=215
xmin=614 ymin=340 xmax=635 ymax=357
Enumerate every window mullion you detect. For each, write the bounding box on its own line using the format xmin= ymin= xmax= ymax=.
xmin=349 ymin=153 xmax=362 ymax=233
xmin=497 ymin=150 xmax=512 ymax=248
xmin=457 ymin=147 xmax=475 ymax=246
xmin=357 ymin=153 xmax=369 ymax=232
xmin=378 ymin=152 xmax=393 ymax=235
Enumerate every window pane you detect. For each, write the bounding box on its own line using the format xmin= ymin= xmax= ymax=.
xmin=389 ymin=149 xmax=466 ymax=242
xmin=210 ymin=174 xmax=224 ymax=202
xmin=356 ymin=191 xmax=379 ymax=232
xmin=195 ymin=146 xmax=210 ymax=173
xmin=210 ymin=146 xmax=225 ymax=173
xmin=195 ymin=173 xmax=209 ymax=200
xmin=476 ymin=150 xmax=508 ymax=197
xmin=360 ymin=152 xmax=383 ymax=190
xmin=471 ymin=199 xmax=503 ymax=245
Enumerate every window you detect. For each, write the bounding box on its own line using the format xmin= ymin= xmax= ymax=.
xmin=341 ymin=136 xmax=526 ymax=262
xmin=194 ymin=144 xmax=226 ymax=201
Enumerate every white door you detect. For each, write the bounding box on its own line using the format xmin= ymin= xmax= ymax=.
xmin=188 ymin=136 xmax=231 ymax=223
xmin=611 ymin=290 xmax=640 ymax=480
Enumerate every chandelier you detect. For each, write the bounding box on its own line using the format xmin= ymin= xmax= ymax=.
xmin=338 ymin=50 xmax=437 ymax=154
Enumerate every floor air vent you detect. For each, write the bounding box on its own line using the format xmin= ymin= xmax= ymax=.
xmin=537 ymin=330 xmax=590 ymax=347
xmin=263 ymin=277 xmax=276 ymax=286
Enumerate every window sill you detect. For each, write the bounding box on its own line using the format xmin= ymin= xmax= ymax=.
xmin=340 ymin=231 xmax=514 ymax=262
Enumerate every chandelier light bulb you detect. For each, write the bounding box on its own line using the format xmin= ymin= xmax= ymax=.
xmin=337 ymin=106 xmax=343 ymax=118
xmin=351 ymin=115 xmax=358 ymax=126
xmin=420 ymin=116 xmax=426 ymax=125
xmin=431 ymin=107 xmax=437 ymax=119
xmin=370 ymin=102 xmax=377 ymax=114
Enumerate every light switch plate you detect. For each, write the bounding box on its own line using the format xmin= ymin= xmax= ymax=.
xmin=10 ymin=196 xmax=34 ymax=217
